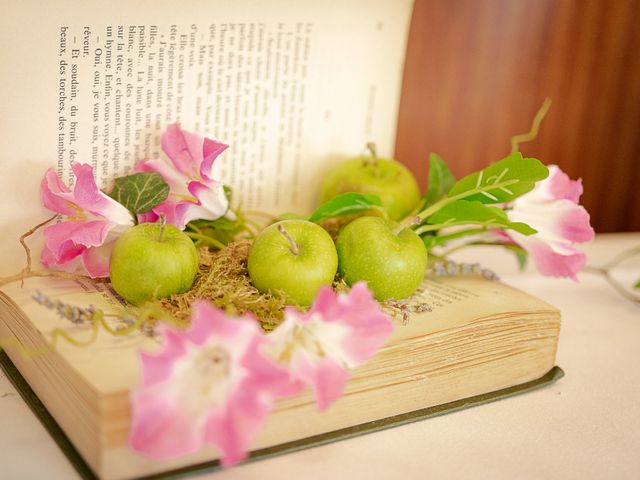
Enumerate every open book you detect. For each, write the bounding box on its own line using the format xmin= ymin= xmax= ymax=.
xmin=0 ymin=275 xmax=561 ymax=479
xmin=1 ymin=1 xmax=563 ymax=479
xmin=0 ymin=0 xmax=412 ymax=276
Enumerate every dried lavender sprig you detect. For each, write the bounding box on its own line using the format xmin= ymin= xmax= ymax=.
xmin=32 ymin=291 xmax=159 ymax=339
xmin=33 ymin=291 xmax=96 ymax=325
xmin=427 ymin=259 xmax=499 ymax=281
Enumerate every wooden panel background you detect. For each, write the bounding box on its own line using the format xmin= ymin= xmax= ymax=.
xmin=395 ymin=0 xmax=640 ymax=232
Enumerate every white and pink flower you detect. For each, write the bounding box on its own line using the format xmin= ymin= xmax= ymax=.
xmin=267 ymin=282 xmax=394 ymax=411
xmin=501 ymin=165 xmax=595 ymax=280
xmin=129 ymin=301 xmax=295 ymax=467
xmin=136 ymin=123 xmax=230 ymax=230
xmin=40 ymin=163 xmax=134 ymax=278
xmin=129 ymin=284 xmax=393 ymax=465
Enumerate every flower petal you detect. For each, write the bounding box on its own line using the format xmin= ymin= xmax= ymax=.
xmin=40 ymin=242 xmax=84 ymax=271
xmin=70 ymin=163 xmax=134 ymax=225
xmin=43 ymin=220 xmax=111 ymax=262
xmin=497 ymin=165 xmax=594 ymax=280
xmin=144 ymin=199 xmax=194 ymax=230
xmin=293 ymin=353 xmax=349 ymax=412
xmin=130 ymin=301 xmax=298 ymax=465
xmin=203 ymin=387 xmax=271 ymax=467
xmin=511 ymin=231 xmax=586 ymax=280
xmin=136 ymin=158 xmax=192 ymax=198
xmin=139 ymin=329 xmax=188 ymax=387
xmin=161 ymin=123 xmax=228 ymax=180
xmin=186 ymin=300 xmax=249 ymax=346
xmin=268 ymin=285 xmax=393 ymax=411
xmin=40 ymin=168 xmax=77 ymax=216
xmin=508 ymin=199 xmax=594 ymax=245
xmin=129 ymin=389 xmax=203 ymax=460
xmin=544 ymin=165 xmax=584 ymax=203
xmin=309 ymin=283 xmax=394 ymax=366
xmin=81 ymin=243 xmax=113 ymax=278
xmin=188 ymin=180 xmax=229 ymax=219
xmin=201 ymin=137 xmax=229 ymax=181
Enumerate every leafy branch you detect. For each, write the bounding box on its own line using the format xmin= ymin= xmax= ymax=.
xmin=308 ymin=192 xmax=384 ymax=223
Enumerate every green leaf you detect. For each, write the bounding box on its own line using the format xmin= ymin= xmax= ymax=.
xmin=189 ymin=217 xmax=237 ymax=232
xmin=108 ymin=172 xmax=169 ymax=215
xmin=447 ymin=153 xmax=548 ymax=204
xmin=308 ymin=193 xmax=382 ymax=223
xmin=278 ymin=212 xmax=307 ymax=221
xmin=422 ymin=153 xmax=456 ymax=208
xmin=500 ymin=244 xmax=529 ymax=270
xmin=422 ymin=233 xmax=442 ymax=250
xmin=634 ymin=279 xmax=640 ymax=289
xmin=426 ymin=200 xmax=537 ymax=235
xmin=223 ymin=185 xmax=233 ymax=203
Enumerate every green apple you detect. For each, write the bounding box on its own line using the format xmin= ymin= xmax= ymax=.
xmin=109 ymin=223 xmax=199 ymax=306
xmin=320 ymin=152 xmax=421 ymax=221
xmin=247 ymin=220 xmax=338 ymax=306
xmin=336 ymin=216 xmax=427 ymax=300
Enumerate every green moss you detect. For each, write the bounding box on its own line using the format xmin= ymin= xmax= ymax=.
xmin=159 ymin=241 xmax=288 ymax=331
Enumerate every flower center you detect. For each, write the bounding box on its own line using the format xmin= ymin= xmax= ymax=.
xmin=65 ymin=201 xmax=86 ymax=221
xmin=178 ymin=343 xmax=237 ymax=419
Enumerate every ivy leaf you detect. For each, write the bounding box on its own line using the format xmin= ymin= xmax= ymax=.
xmin=422 ymin=153 xmax=456 ymax=209
xmin=447 ymin=153 xmax=548 ymax=204
xmin=427 ymin=200 xmax=537 ymax=235
xmin=308 ymin=193 xmax=382 ymax=223
xmin=108 ymin=172 xmax=170 ymax=215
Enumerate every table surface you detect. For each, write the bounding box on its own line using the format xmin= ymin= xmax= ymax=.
xmin=2 ymin=233 xmax=639 ymax=480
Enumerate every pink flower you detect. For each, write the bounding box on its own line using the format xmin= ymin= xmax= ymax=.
xmin=136 ymin=123 xmax=230 ymax=229
xmin=267 ymin=283 xmax=394 ymax=411
xmin=502 ymin=165 xmax=595 ymax=280
xmin=40 ymin=163 xmax=134 ymax=278
xmin=129 ymin=301 xmax=294 ymax=467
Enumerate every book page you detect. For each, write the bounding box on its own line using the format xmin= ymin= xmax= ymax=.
xmin=0 ymin=0 xmax=413 ymax=275
xmin=0 ymin=274 xmax=557 ymax=394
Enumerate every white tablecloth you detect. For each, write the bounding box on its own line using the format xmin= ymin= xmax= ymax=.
xmin=2 ymin=233 xmax=639 ymax=479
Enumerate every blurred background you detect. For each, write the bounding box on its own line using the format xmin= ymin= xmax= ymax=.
xmin=395 ymin=0 xmax=640 ymax=233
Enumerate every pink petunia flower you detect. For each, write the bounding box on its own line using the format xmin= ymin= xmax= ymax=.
xmin=129 ymin=301 xmax=294 ymax=467
xmin=40 ymin=163 xmax=134 ymax=278
xmin=500 ymin=165 xmax=595 ymax=280
xmin=266 ymin=282 xmax=394 ymax=411
xmin=136 ymin=123 xmax=231 ymax=230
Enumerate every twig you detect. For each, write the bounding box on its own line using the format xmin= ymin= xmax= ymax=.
xmin=0 ymin=217 xmax=101 ymax=289
xmin=19 ymin=215 xmax=57 ymax=274
xmin=510 ymin=98 xmax=552 ymax=154
xmin=582 ymin=266 xmax=639 ymax=305
xmin=0 ymin=269 xmax=101 ymax=288
xmin=602 ymin=245 xmax=640 ymax=270
xmin=582 ymin=245 xmax=640 ymax=306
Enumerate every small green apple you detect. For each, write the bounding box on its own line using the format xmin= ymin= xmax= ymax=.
xmin=336 ymin=216 xmax=427 ymax=300
xmin=320 ymin=149 xmax=421 ymax=221
xmin=247 ymin=220 xmax=338 ymax=306
xmin=109 ymin=222 xmax=199 ymax=306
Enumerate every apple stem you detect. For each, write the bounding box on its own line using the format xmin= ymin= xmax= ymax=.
xmin=278 ymin=224 xmax=300 ymax=256
xmin=393 ymin=215 xmax=421 ymax=236
xmin=159 ymin=214 xmax=167 ymax=242
xmin=363 ymin=142 xmax=379 ymax=167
